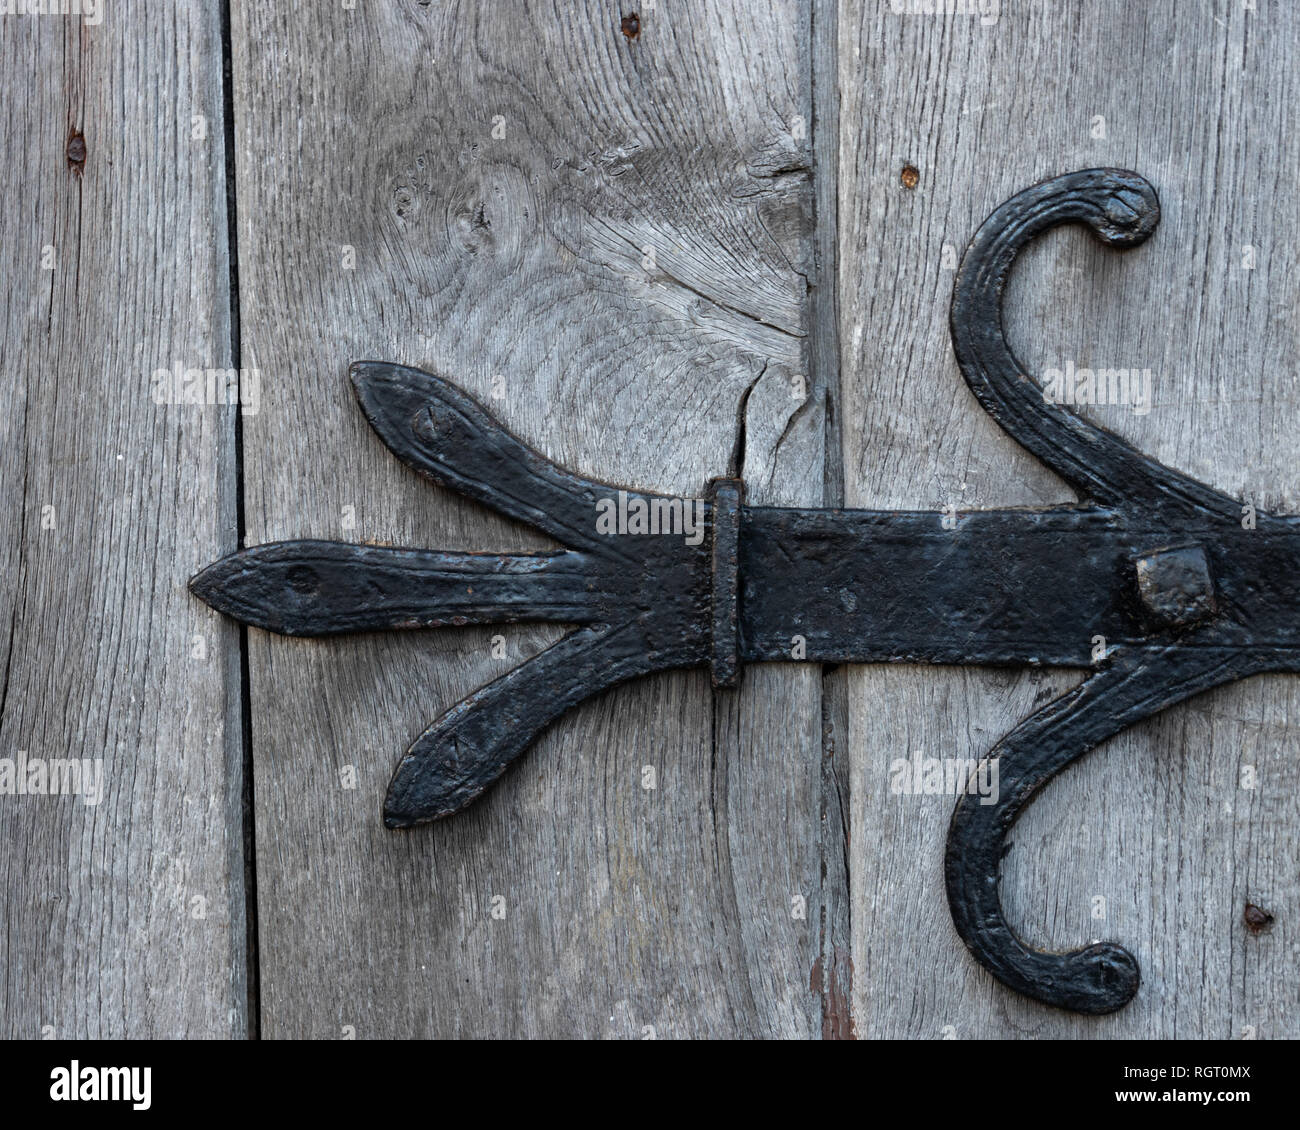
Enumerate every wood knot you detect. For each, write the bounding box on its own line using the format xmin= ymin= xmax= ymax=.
xmin=621 ymin=13 xmax=640 ymax=39
xmin=1243 ymin=903 xmax=1274 ymax=935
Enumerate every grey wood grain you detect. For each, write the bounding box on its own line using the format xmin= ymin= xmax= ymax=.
xmin=839 ymin=0 xmax=1300 ymax=1037
xmin=231 ymin=0 xmax=828 ymax=1037
xmin=0 ymin=3 xmax=246 ymax=1037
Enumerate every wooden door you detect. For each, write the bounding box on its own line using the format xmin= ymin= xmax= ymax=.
xmin=2 ymin=0 xmax=1295 ymax=1039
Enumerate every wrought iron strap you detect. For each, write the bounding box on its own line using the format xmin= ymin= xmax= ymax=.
xmin=191 ymin=168 xmax=1292 ymax=1016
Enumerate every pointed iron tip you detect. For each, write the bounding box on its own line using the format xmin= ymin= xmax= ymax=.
xmin=348 ymin=358 xmax=382 ymax=385
xmin=187 ymin=554 xmax=257 ymax=628
xmin=349 ymin=361 xmax=437 ymax=422
xmin=383 ymin=753 xmax=471 ymax=830
xmin=383 ymin=770 xmax=432 ymax=830
xmin=348 ymin=359 xmax=392 ymax=406
xmin=188 ymin=557 xmax=228 ymax=606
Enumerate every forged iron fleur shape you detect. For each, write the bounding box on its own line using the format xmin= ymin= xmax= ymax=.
xmin=192 ymin=169 xmax=1298 ymax=1015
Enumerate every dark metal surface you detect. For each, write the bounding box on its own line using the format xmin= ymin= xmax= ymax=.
xmin=191 ymin=168 xmax=1299 ymax=1015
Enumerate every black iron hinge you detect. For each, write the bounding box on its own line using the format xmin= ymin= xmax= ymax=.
xmin=192 ymin=169 xmax=1293 ymax=1016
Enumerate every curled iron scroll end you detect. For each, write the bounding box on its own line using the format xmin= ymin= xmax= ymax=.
xmin=945 ymin=646 xmax=1266 ymax=1013
xmin=1084 ymin=167 xmax=1160 ymax=248
xmin=1066 ymin=943 xmax=1142 ymax=1015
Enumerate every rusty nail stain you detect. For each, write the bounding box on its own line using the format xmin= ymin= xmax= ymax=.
xmin=901 ymin=164 xmax=919 ymax=190
xmin=66 ymin=129 xmax=86 ymax=175
xmin=1243 ymin=903 xmax=1274 ymax=934
xmin=621 ymin=13 xmax=640 ymax=39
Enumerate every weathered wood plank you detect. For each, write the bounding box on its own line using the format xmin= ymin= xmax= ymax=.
xmin=0 ymin=4 xmax=246 ymax=1037
xmin=232 ymin=0 xmax=827 ymax=1037
xmin=840 ymin=0 xmax=1300 ymax=1037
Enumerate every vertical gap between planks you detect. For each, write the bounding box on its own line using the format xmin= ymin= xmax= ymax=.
xmin=811 ymin=0 xmax=854 ymax=1038
xmin=220 ymin=0 xmax=260 ymax=1041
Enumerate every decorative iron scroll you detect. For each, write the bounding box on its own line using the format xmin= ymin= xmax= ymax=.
xmin=193 ymin=169 xmax=1294 ymax=1014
